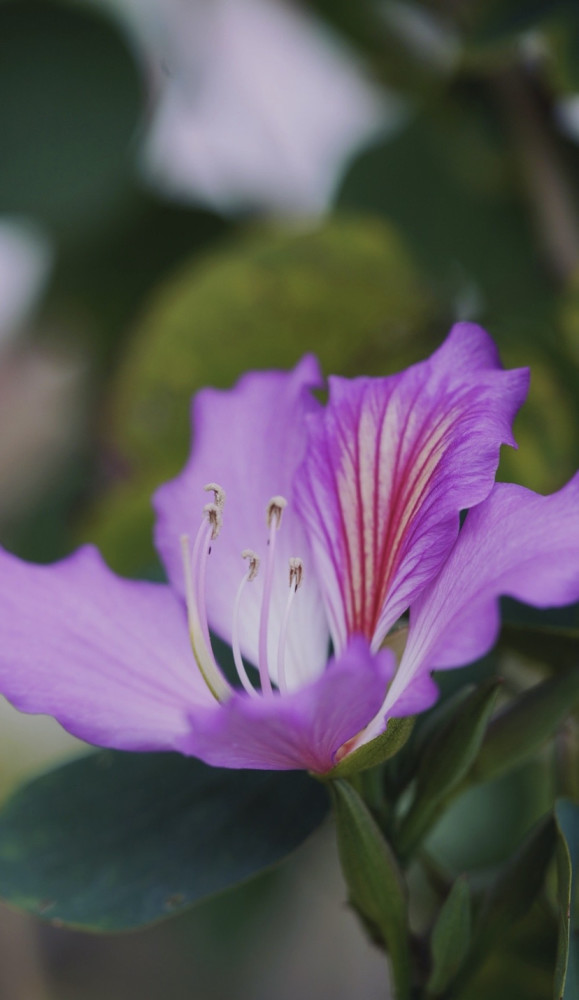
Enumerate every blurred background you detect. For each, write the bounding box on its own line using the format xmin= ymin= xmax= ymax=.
xmin=1 ymin=0 xmax=579 ymax=996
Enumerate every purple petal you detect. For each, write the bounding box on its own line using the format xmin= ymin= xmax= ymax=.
xmin=154 ymin=356 xmax=330 ymax=690
xmin=182 ymin=637 xmax=394 ymax=772
xmin=295 ymin=323 xmax=529 ymax=653
xmin=0 ymin=545 xmax=213 ymax=751
xmin=385 ymin=474 xmax=579 ymax=716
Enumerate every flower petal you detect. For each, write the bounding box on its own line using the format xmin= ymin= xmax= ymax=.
xmin=182 ymin=637 xmax=394 ymax=772
xmin=295 ymin=323 xmax=529 ymax=652
xmin=384 ymin=473 xmax=579 ymax=717
xmin=154 ymin=355 xmax=330 ymax=690
xmin=0 ymin=545 xmax=213 ymax=751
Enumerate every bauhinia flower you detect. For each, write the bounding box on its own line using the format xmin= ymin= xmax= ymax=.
xmin=1 ymin=324 xmax=579 ymax=773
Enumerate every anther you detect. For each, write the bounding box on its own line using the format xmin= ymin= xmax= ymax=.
xmin=242 ymin=549 xmax=260 ymax=581
xmin=289 ymin=557 xmax=303 ymax=591
xmin=277 ymin=555 xmax=304 ymax=695
xmin=203 ymin=502 xmax=222 ymax=540
xmin=180 ymin=533 xmax=231 ymax=702
xmin=232 ymin=550 xmax=261 ymax=698
xmin=204 ymin=483 xmax=226 ymax=510
xmin=258 ymin=496 xmax=287 ymax=695
xmin=267 ymin=496 xmax=287 ymax=530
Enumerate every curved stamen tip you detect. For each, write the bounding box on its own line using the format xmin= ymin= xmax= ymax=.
xmin=203 ymin=502 xmax=223 ymax=540
xmin=289 ymin=557 xmax=304 ymax=591
xmin=204 ymin=482 xmax=226 ymax=509
xmin=267 ymin=495 xmax=287 ymax=529
xmin=242 ymin=548 xmax=260 ymax=581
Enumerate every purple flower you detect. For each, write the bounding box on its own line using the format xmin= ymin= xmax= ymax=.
xmin=1 ymin=324 xmax=578 ymax=773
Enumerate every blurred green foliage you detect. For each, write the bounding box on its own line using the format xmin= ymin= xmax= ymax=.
xmin=0 ymin=1 xmax=142 ymax=238
xmin=83 ymin=217 xmax=437 ymax=574
xmin=1 ymin=0 xmax=579 ymax=996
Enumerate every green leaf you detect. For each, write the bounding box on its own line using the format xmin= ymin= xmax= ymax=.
xmin=470 ymin=0 xmax=572 ymax=46
xmin=0 ymin=750 xmax=328 ymax=932
xmin=329 ymin=717 xmax=415 ymax=778
xmin=0 ymin=2 xmax=142 ymax=237
xmin=453 ymin=815 xmax=557 ymax=997
xmin=555 ymin=800 xmax=579 ymax=999
xmin=427 ymin=876 xmax=472 ymax=997
xmin=396 ymin=679 xmax=501 ymax=858
xmin=499 ymin=621 xmax=579 ymax=670
xmin=473 ymin=669 xmax=579 ymax=784
xmin=330 ymin=779 xmax=411 ymax=1000
xmin=449 ymin=900 xmax=558 ymax=1000
xmin=426 ymin=759 xmax=555 ymax=876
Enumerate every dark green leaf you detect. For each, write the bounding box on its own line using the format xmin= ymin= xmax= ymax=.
xmin=0 ymin=750 xmax=328 ymax=931
xmin=499 ymin=621 xmax=579 ymax=671
xmin=453 ymin=815 xmax=557 ymax=996
xmin=427 ymin=760 xmax=554 ymax=876
xmin=473 ymin=669 xmax=579 ymax=784
xmin=470 ymin=0 xmax=573 ymax=46
xmin=449 ymin=900 xmax=558 ymax=1000
xmin=427 ymin=876 xmax=472 ymax=997
xmin=0 ymin=1 xmax=142 ymax=236
xmin=555 ymin=800 xmax=579 ymax=999
xmin=396 ymin=679 xmax=500 ymax=858
xmin=329 ymin=717 xmax=415 ymax=778
xmin=331 ymin=779 xmax=410 ymax=1000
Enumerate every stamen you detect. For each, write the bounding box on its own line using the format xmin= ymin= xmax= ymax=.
xmin=242 ymin=548 xmax=260 ymax=581
xmin=267 ymin=496 xmax=287 ymax=529
xmin=204 ymin=482 xmax=226 ymax=510
xmin=289 ymin=556 xmax=303 ymax=590
xmin=203 ymin=502 xmax=222 ymax=540
xmin=277 ymin=558 xmax=303 ymax=694
xmin=231 ymin=550 xmax=261 ymax=697
xmin=258 ymin=496 xmax=288 ymax=696
xmin=180 ymin=526 xmax=230 ymax=702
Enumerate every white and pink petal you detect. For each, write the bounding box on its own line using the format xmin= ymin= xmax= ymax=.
xmin=182 ymin=638 xmax=394 ymax=772
xmin=154 ymin=356 xmax=330 ymax=691
xmin=295 ymin=323 xmax=529 ymax=653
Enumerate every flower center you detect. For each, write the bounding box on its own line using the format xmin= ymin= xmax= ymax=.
xmin=180 ymin=483 xmax=304 ymax=701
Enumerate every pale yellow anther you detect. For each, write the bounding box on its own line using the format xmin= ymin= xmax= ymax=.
xmin=289 ymin=557 xmax=304 ymax=591
xmin=242 ymin=549 xmax=260 ymax=581
xmin=267 ymin=495 xmax=287 ymax=529
xmin=204 ymin=483 xmax=226 ymax=509
xmin=203 ymin=502 xmax=222 ymax=540
xmin=179 ymin=533 xmax=231 ymax=703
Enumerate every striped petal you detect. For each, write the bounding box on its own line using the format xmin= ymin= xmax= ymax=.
xmin=295 ymin=323 xmax=529 ymax=653
xmin=382 ymin=474 xmax=579 ymax=720
xmin=182 ymin=638 xmax=394 ymax=772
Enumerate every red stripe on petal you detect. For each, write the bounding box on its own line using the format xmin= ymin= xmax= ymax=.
xmin=296 ymin=324 xmax=529 ymax=652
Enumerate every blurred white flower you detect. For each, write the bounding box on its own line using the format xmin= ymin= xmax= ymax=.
xmin=556 ymin=95 xmax=579 ymax=144
xmin=0 ymin=219 xmax=52 ymax=349
xmin=0 ymin=219 xmax=85 ymax=521
xmin=99 ymin=0 xmax=397 ymax=214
